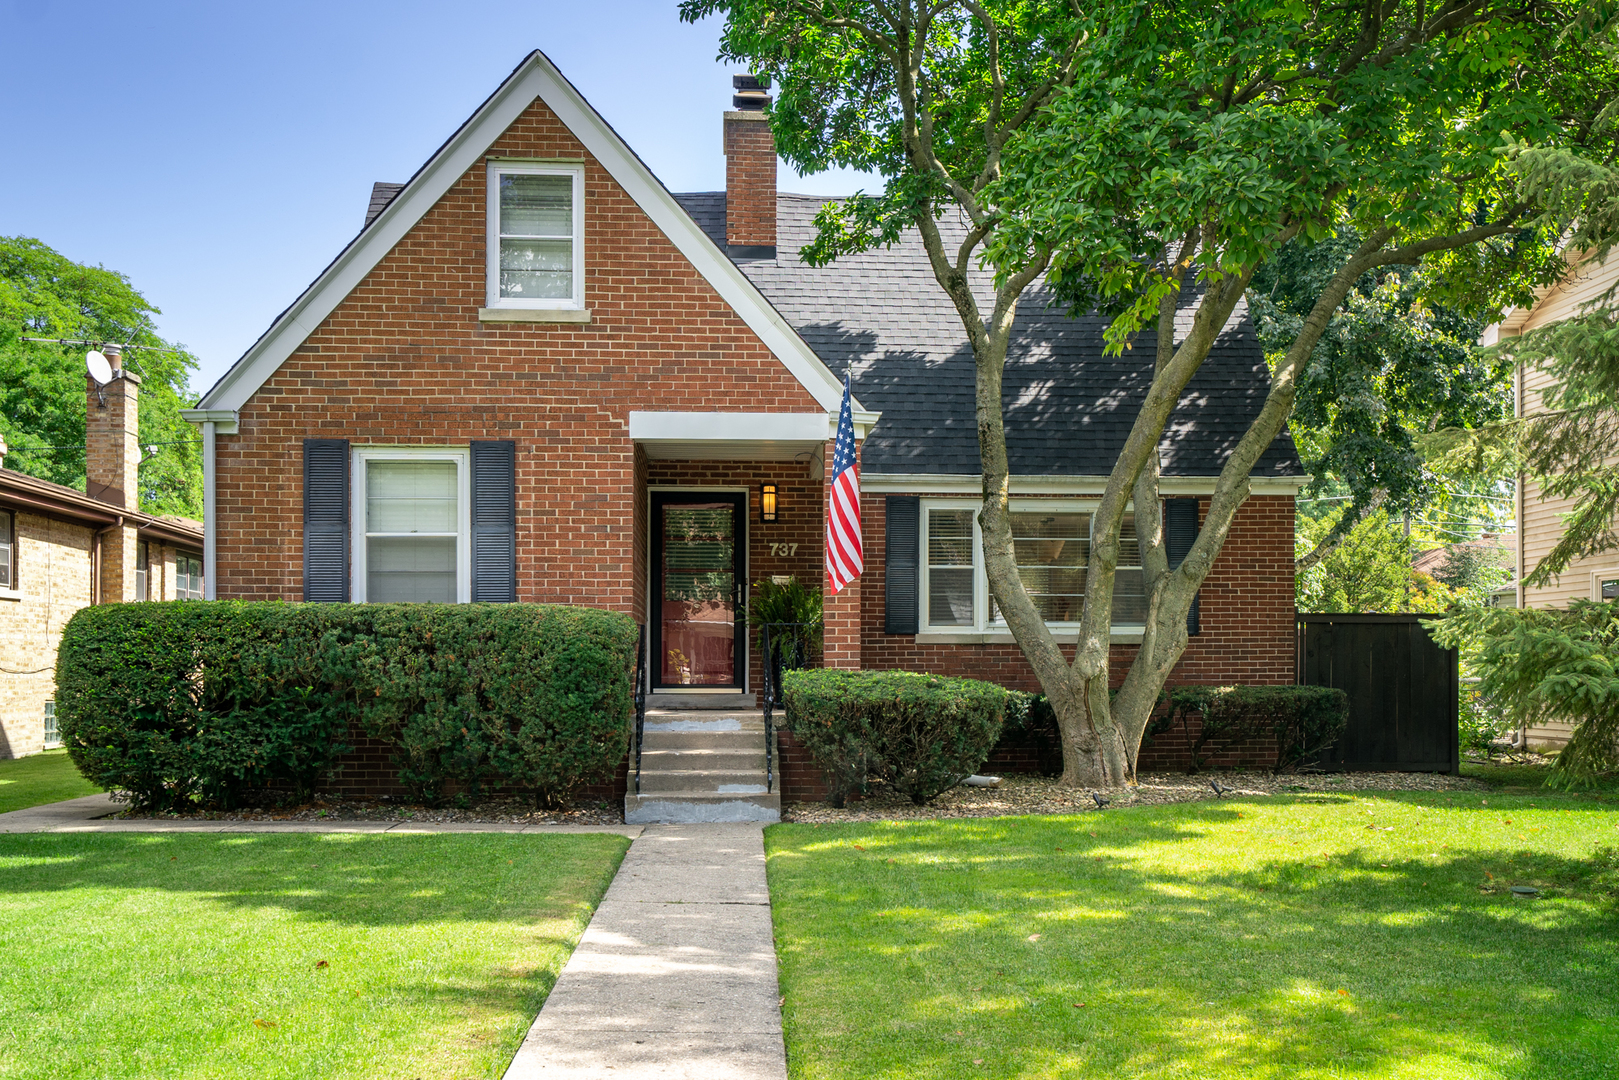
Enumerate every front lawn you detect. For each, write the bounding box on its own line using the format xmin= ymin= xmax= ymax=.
xmin=767 ymin=791 xmax=1619 ymax=1079
xmin=0 ymin=832 xmax=629 ymax=1080
xmin=0 ymin=749 xmax=100 ymax=814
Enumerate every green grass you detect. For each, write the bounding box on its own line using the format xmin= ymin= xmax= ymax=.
xmin=767 ymin=791 xmax=1619 ymax=1079
xmin=0 ymin=749 xmax=100 ymax=814
xmin=1462 ymin=759 xmax=1619 ymax=796
xmin=0 ymin=832 xmax=629 ymax=1080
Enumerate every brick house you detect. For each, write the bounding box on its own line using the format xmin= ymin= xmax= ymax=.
xmin=1 ymin=346 xmax=204 ymax=759
xmin=183 ymin=53 xmax=1302 ymax=811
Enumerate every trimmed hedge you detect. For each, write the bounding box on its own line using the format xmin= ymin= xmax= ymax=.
xmin=781 ymin=670 xmax=1008 ymax=806
xmin=1160 ymin=684 xmax=1350 ymax=772
xmin=56 ymin=602 xmax=638 ymax=811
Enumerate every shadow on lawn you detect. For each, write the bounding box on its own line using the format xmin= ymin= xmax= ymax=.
xmin=770 ymin=796 xmax=1619 ymax=1079
xmin=0 ymin=831 xmax=628 ymax=929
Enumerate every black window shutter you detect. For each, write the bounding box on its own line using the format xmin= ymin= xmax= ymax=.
xmin=471 ymin=440 xmax=517 ymax=602
xmin=303 ymin=439 xmax=350 ymax=602
xmin=885 ymin=496 xmax=920 ymax=635
xmin=1164 ymin=497 xmax=1201 ymax=636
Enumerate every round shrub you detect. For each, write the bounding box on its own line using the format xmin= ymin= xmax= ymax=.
xmin=781 ymin=669 xmax=1008 ymax=806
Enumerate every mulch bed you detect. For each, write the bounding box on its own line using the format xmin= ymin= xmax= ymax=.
xmin=115 ymin=795 xmax=626 ymax=827
xmin=782 ymin=769 xmax=1489 ymax=824
xmin=111 ymin=770 xmax=1489 ymax=826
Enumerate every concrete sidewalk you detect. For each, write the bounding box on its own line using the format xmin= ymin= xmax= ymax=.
xmin=0 ymin=795 xmax=639 ymax=836
xmin=503 ymin=823 xmax=787 ymax=1080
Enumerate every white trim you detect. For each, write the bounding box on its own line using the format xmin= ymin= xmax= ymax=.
xmin=485 ymin=161 xmax=585 ymax=310
xmin=351 ymin=445 xmax=472 ymax=604
xmin=1594 ymin=568 xmax=1619 ymax=601
xmin=196 ymin=50 xmax=861 ymax=416
xmin=631 ymin=411 xmax=879 ymax=462
xmin=864 ymin=473 xmax=1310 ymax=495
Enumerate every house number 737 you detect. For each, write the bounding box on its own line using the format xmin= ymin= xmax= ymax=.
xmin=769 ymin=543 xmax=800 ymax=557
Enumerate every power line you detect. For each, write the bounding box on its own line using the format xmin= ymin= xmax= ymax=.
xmin=2 ymin=438 xmax=202 ymax=454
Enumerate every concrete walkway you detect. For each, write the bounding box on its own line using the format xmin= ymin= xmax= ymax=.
xmin=503 ymin=823 xmax=787 ymax=1080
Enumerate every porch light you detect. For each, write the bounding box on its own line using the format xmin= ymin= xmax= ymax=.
xmin=760 ymin=483 xmax=778 ymax=523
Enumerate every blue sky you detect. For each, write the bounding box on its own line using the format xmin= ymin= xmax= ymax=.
xmin=0 ymin=0 xmax=880 ymax=394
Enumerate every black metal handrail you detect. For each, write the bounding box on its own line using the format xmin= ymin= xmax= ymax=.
xmin=759 ymin=621 xmax=819 ymax=794
xmin=633 ymin=630 xmax=647 ymax=795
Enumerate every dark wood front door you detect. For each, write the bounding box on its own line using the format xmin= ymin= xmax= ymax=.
xmin=651 ymin=492 xmax=746 ymax=690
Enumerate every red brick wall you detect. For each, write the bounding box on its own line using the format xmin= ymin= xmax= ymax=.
xmin=724 ymin=114 xmax=776 ymax=247
xmin=212 ymin=95 xmax=822 ymax=606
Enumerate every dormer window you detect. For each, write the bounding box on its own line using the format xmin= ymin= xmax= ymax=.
xmin=487 ymin=162 xmax=584 ymax=310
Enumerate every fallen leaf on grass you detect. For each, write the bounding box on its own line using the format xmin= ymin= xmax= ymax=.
xmin=1072 ymin=1002 xmax=1086 ymax=1008
xmin=1027 ymin=934 xmax=1042 ymax=942
xmin=253 ymin=1019 xmax=277 ymax=1029
xmin=853 ymin=845 xmax=865 ymax=851
xmin=973 ymin=1060 xmax=984 ymax=1066
xmin=1337 ymin=990 xmax=1349 ymax=997
xmin=314 ymin=960 xmax=329 ymax=969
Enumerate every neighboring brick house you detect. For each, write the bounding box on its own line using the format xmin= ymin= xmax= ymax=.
xmin=184 ymin=53 xmax=1303 ymax=784
xmin=1484 ymin=250 xmax=1619 ymax=751
xmin=0 ymin=347 xmax=204 ymax=759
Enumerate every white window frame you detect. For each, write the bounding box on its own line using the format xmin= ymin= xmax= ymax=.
xmin=486 ymin=161 xmax=585 ymax=311
xmin=1594 ymin=568 xmax=1619 ymax=602
xmin=351 ymin=445 xmax=472 ymax=604
xmin=919 ymin=498 xmax=1146 ymax=635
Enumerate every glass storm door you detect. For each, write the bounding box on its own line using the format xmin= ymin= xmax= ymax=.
xmin=652 ymin=492 xmax=745 ymax=689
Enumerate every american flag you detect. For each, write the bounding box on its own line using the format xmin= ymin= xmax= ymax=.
xmin=825 ymin=373 xmax=863 ymax=594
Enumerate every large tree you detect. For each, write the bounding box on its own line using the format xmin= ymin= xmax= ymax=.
xmin=0 ymin=236 xmax=202 ymax=519
xmin=682 ymin=0 xmax=1619 ymax=786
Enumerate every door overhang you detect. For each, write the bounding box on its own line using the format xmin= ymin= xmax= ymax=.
xmin=628 ymin=410 xmax=878 ymax=463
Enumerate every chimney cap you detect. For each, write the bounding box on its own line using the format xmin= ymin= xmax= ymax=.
xmin=732 ymin=72 xmax=771 ymax=111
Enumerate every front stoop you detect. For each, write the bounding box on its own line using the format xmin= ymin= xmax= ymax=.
xmin=625 ymin=709 xmax=781 ymax=824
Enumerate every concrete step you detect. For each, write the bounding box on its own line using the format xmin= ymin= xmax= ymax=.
xmin=643 ymin=708 xmax=765 ymax=727
xmin=640 ymin=747 xmax=765 ymax=771
xmin=641 ymin=729 xmax=773 ymax=753
xmin=625 ymin=791 xmax=781 ymax=824
xmin=646 ymin=693 xmax=760 ymax=709
xmin=638 ymin=768 xmax=769 ymax=795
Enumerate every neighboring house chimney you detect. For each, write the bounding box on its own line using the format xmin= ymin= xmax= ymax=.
xmin=725 ymin=74 xmax=776 ymax=250
xmin=85 ymin=344 xmax=142 ymax=602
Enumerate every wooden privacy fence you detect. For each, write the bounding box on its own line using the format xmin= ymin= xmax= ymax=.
xmin=1296 ymin=613 xmax=1460 ymax=774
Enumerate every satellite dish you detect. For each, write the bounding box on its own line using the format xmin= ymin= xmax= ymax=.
xmin=86 ymin=351 xmax=113 ymax=386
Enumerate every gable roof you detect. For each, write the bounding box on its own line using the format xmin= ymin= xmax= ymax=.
xmin=675 ymin=192 xmax=1302 ymax=478
xmin=195 ymin=51 xmax=858 ymax=417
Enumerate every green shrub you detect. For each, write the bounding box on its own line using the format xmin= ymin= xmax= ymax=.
xmin=56 ymin=603 xmax=360 ymax=811
xmin=56 ymin=602 xmax=637 ymax=811
xmin=781 ymin=670 xmax=1008 ymax=806
xmin=1167 ymin=685 xmax=1350 ymax=772
xmin=355 ymin=605 xmax=637 ymax=804
xmin=1431 ymin=600 xmax=1619 ymax=788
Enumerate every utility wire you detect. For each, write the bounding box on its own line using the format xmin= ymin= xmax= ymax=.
xmin=16 ymin=335 xmax=194 ymax=356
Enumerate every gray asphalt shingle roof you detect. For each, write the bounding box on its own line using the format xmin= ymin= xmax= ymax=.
xmin=673 ymin=191 xmax=1301 ymax=478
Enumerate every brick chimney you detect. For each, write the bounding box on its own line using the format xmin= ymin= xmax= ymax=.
xmin=725 ymin=74 xmax=776 ymax=250
xmin=85 ymin=344 xmax=142 ymax=602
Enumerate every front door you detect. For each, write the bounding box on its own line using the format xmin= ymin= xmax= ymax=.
xmin=651 ymin=491 xmax=745 ymax=690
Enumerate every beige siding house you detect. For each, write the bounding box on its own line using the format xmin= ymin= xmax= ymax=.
xmin=0 ymin=346 xmax=203 ymax=759
xmin=1484 ymin=251 xmax=1619 ymax=749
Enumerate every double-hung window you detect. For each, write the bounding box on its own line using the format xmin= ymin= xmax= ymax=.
xmin=176 ymin=551 xmax=204 ymax=600
xmin=0 ymin=509 xmax=14 ymax=593
xmin=487 ymin=162 xmax=584 ymax=310
xmin=920 ymin=500 xmax=1145 ymax=633
xmin=352 ymin=447 xmax=471 ymax=604
xmin=135 ymin=541 xmax=149 ymax=600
